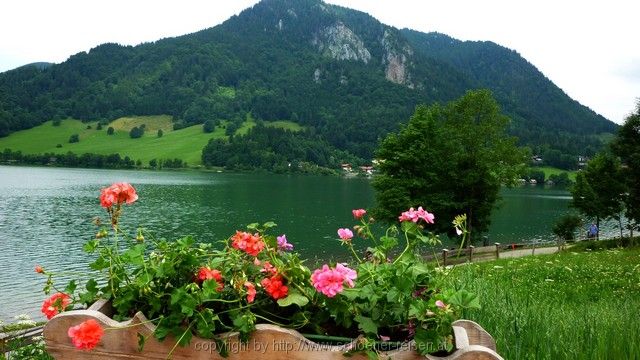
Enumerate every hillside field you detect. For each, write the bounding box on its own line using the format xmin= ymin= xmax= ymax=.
xmin=0 ymin=116 xmax=302 ymax=166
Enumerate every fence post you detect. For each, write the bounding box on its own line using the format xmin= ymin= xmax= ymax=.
xmin=468 ymin=245 xmax=474 ymax=262
xmin=495 ymin=243 xmax=500 ymax=259
xmin=442 ymin=249 xmax=449 ymax=267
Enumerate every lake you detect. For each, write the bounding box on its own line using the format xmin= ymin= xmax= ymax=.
xmin=0 ymin=165 xmax=619 ymax=322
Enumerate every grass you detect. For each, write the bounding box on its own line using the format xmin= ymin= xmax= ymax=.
xmin=0 ymin=116 xmax=302 ymax=166
xmin=536 ymin=166 xmax=577 ymax=181
xmin=441 ymin=245 xmax=640 ymax=359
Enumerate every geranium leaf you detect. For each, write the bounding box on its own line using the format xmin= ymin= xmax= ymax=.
xmin=355 ymin=315 xmax=378 ymax=335
xmin=263 ymin=221 xmax=277 ymax=229
xmin=449 ymin=289 xmax=481 ymax=310
xmin=277 ymin=290 xmax=309 ymax=307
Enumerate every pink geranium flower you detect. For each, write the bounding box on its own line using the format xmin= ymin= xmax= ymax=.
xmin=277 ymin=234 xmax=294 ymax=251
xmin=337 ymin=228 xmax=354 ymax=241
xmin=352 ymin=209 xmax=367 ymax=219
xmin=398 ymin=206 xmax=435 ymax=224
xmin=311 ymin=263 xmax=357 ymax=297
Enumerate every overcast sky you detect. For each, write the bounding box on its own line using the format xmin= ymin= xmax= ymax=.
xmin=1 ymin=0 xmax=638 ymax=124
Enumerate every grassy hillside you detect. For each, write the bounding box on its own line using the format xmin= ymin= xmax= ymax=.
xmin=0 ymin=116 xmax=304 ymax=166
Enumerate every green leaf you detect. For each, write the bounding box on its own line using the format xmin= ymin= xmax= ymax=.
xmin=86 ymin=278 xmax=98 ymax=292
xmin=177 ymin=328 xmax=193 ymax=347
xmin=122 ymin=244 xmax=145 ymax=266
xmin=276 ymin=290 xmax=309 ymax=307
xmin=202 ymin=280 xmax=221 ymax=299
xmin=448 ymin=289 xmax=481 ymax=310
xmin=414 ymin=328 xmax=439 ymax=355
xmin=89 ymin=257 xmax=109 ymax=271
xmin=379 ymin=235 xmax=398 ymax=250
xmin=262 ymin=221 xmax=277 ymax=229
xmin=340 ymin=288 xmax=359 ymax=300
xmin=83 ymin=239 xmax=99 ymax=253
xmin=386 ymin=288 xmax=400 ymax=303
xmin=64 ymin=280 xmax=77 ymax=294
xmin=354 ymin=315 xmax=378 ymax=335
xmin=246 ymin=223 xmax=260 ymax=231
xmin=196 ymin=309 xmax=217 ymax=338
xmin=411 ymin=263 xmax=431 ymax=277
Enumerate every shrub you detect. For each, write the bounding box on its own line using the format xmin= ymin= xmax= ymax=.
xmin=552 ymin=213 xmax=582 ymax=241
xmin=129 ymin=126 xmax=144 ymax=139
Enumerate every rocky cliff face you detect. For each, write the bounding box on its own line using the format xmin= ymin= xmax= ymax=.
xmin=381 ymin=30 xmax=413 ymax=87
xmin=312 ymin=22 xmax=371 ymax=64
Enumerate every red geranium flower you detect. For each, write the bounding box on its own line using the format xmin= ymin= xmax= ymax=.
xmin=231 ymin=231 xmax=265 ymax=257
xmin=197 ymin=267 xmax=224 ymax=291
xmin=41 ymin=293 xmax=71 ymax=319
xmin=35 ymin=265 xmax=44 ymax=274
xmin=99 ymin=182 xmax=138 ymax=208
xmin=261 ymin=275 xmax=288 ymax=300
xmin=67 ymin=319 xmax=104 ymax=350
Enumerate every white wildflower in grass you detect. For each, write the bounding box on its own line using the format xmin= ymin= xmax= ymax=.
xmin=17 ymin=319 xmax=37 ymax=327
xmin=15 ymin=314 xmax=31 ymax=321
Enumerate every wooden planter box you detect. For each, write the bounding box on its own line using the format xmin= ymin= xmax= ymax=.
xmin=44 ymin=300 xmax=503 ymax=360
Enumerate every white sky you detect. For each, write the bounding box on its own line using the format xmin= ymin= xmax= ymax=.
xmin=0 ymin=0 xmax=638 ymax=124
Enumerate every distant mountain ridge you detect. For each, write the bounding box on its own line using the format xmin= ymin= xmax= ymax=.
xmin=0 ymin=0 xmax=617 ymax=167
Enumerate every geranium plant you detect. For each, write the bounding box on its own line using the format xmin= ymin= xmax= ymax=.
xmin=38 ymin=183 xmax=479 ymax=358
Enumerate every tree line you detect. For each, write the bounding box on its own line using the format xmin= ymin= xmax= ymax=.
xmin=570 ymin=101 xmax=640 ymax=240
xmin=1 ymin=148 xmax=185 ymax=170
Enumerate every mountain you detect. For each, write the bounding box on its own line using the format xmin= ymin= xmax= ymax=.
xmin=0 ymin=0 xmax=617 ymax=168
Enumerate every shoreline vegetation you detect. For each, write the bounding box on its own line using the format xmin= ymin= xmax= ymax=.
xmin=0 ymin=153 xmax=576 ymax=184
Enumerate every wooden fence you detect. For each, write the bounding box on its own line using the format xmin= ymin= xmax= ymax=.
xmin=426 ymin=241 xmax=564 ymax=266
xmin=0 ymin=325 xmax=44 ymax=355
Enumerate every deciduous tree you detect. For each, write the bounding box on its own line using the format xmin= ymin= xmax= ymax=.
xmin=373 ymin=90 xmax=528 ymax=242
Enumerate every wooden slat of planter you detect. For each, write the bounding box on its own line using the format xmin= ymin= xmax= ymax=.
xmin=44 ymin=303 xmax=503 ymax=360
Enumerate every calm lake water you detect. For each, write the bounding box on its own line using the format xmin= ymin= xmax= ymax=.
xmin=0 ymin=165 xmax=619 ymax=322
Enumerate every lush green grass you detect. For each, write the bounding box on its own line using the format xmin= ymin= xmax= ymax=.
xmin=0 ymin=117 xmax=226 ymax=165
xmin=441 ymin=246 xmax=640 ymax=359
xmin=536 ymin=166 xmax=577 ymax=181
xmin=0 ymin=116 xmax=306 ymax=167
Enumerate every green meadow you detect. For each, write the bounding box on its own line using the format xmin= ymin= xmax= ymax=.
xmin=0 ymin=116 xmax=302 ymax=166
xmin=537 ymin=166 xmax=577 ymax=181
xmin=443 ymin=244 xmax=640 ymax=359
